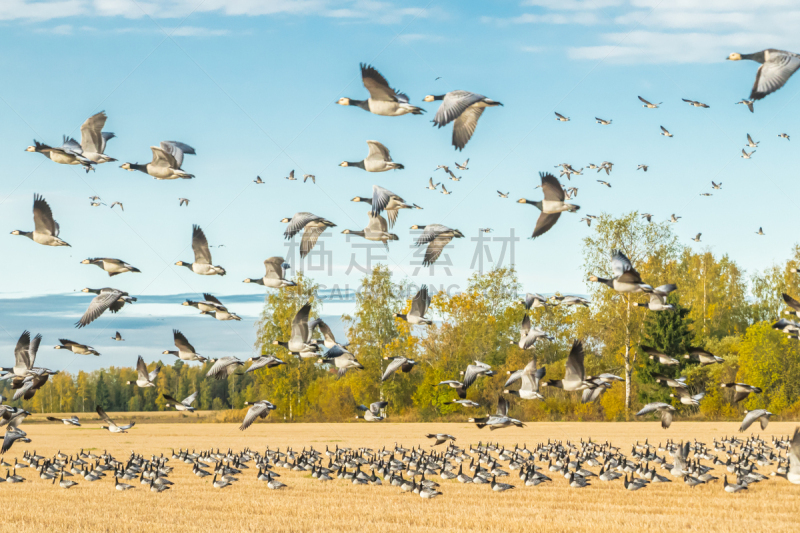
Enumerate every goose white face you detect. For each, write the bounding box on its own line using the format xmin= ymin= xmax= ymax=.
xmin=120 ymin=162 xmax=133 ymax=170
xmin=337 ymin=97 xmax=350 ymax=105
xmin=25 ymin=146 xmax=35 ymax=152
xmin=339 ymin=161 xmax=348 ymax=167
xmin=727 ymin=53 xmax=742 ymax=61
xmin=423 ymin=95 xmax=435 ymax=102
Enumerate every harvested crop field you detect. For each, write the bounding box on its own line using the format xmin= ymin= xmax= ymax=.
xmin=4 ymin=419 xmax=799 ymax=533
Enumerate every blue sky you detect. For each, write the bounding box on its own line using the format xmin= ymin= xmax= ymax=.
xmin=1 ymin=0 xmax=800 ymax=368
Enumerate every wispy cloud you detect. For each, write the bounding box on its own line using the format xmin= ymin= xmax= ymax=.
xmin=1 ymin=0 xmax=433 ymax=25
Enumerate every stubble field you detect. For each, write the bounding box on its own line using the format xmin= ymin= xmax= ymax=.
xmin=3 ymin=415 xmax=799 ymax=533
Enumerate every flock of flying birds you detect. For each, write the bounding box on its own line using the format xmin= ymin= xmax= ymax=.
xmin=3 ymin=50 xmax=800 ymax=493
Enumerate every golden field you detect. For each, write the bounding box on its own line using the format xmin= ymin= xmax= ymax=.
xmin=3 ymin=416 xmax=800 ymax=533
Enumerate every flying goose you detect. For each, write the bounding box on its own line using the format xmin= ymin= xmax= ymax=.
xmin=518 ymin=172 xmax=579 ymax=238
xmin=318 ymin=345 xmax=363 ymax=377
xmin=554 ymin=112 xmax=570 ymax=122
xmin=424 ymin=90 xmax=502 ymax=150
xmin=741 ymin=149 xmax=755 ymax=159
xmin=788 ymin=427 xmax=800 ymax=484
xmin=26 ymin=136 xmax=95 ymax=171
xmin=542 ymin=340 xmax=590 ymax=392
xmin=642 ymin=213 xmax=653 ymax=222
xmin=304 ymin=174 xmax=315 ymax=183
xmin=720 ymin=382 xmax=762 ymax=402
xmin=595 ymin=117 xmax=612 ymax=125
xmin=426 ymin=177 xmax=440 ymax=190
xmin=779 ymin=133 xmax=790 ymax=140
xmin=96 ymin=406 xmax=134 ymax=433
xmin=46 ymin=415 xmax=80 ymax=426
xmin=54 ymin=339 xmax=99 ymax=356
xmin=183 ymin=293 xmax=240 ymax=321
xmin=337 ymin=63 xmax=424 ymax=116
xmin=81 ymin=258 xmax=140 ymax=276
xmin=746 ymin=133 xmax=759 ymax=147
xmin=246 ymin=355 xmax=286 ymax=373
xmin=637 ymin=164 xmax=648 ymax=172
xmin=76 ymin=288 xmax=135 ymax=328
xmin=11 ymin=194 xmax=70 ymax=246
xmin=636 ymin=403 xmax=677 ymax=429
xmin=163 ymin=391 xmax=198 ymax=412
xmin=727 ymin=49 xmax=800 ymax=101
xmin=670 ymin=389 xmax=705 ymax=407
xmin=597 ymin=180 xmax=611 ymax=187
xmin=497 ymin=191 xmax=508 ymax=198
xmin=633 ymin=284 xmax=677 ymax=311
xmin=504 ymin=361 xmax=546 ymax=400
xmin=244 ymin=257 xmax=296 ymax=288
xmin=682 ymin=98 xmax=709 ymax=108
xmin=736 ymin=99 xmax=755 ymax=112
xmin=163 ymin=329 xmax=205 ymax=362
xmin=179 ymin=198 xmax=190 ymax=207
xmin=342 ymin=212 xmax=399 ymax=250
xmin=175 ymin=225 xmax=226 ymax=276
xmin=712 ymin=181 xmax=722 ymax=189
xmin=411 ymin=224 xmax=464 ymax=266
xmin=352 ymin=185 xmax=421 ymax=229
xmin=692 ymin=233 xmax=702 ymax=242
xmin=110 ymin=201 xmax=123 ymax=211
xmin=469 ymin=396 xmax=524 ymax=430
xmin=640 ymin=346 xmax=679 ymax=365
xmin=756 ymin=227 xmax=765 ymax=235
xmin=356 ymin=401 xmax=388 ymax=421
xmin=382 ymin=356 xmax=418 ymax=381
xmin=0 ymin=429 xmax=30 ymax=455
xmin=339 ymin=140 xmax=404 ymax=172
xmin=660 ymin=125 xmax=673 ymax=137
xmin=206 ymin=357 xmax=244 ymax=379
xmin=78 ymin=111 xmax=116 ymax=164
xmin=0 ymin=331 xmax=39 ymax=379
xmin=589 ymin=250 xmax=652 ymax=293
xmin=455 ymin=159 xmax=469 ymax=170
xmin=120 ymin=141 xmax=196 ymax=179
xmin=638 ymin=96 xmax=661 ymax=108
xmin=670 ymin=214 xmax=681 ymax=223
xmin=683 ymin=347 xmax=723 ymax=365
xmin=281 ymin=212 xmax=336 ymax=258
xmin=285 ymin=170 xmax=296 ymax=181
xmin=739 ymin=409 xmax=773 ymax=432
xmin=425 ymin=434 xmax=456 ymax=446
xmin=240 ymin=400 xmax=277 ymax=430
xmin=514 ymin=313 xmax=553 ymax=349
xmin=127 ymin=356 xmax=160 ymax=388
xmin=273 ymin=302 xmax=320 ymax=357
xmin=394 ymin=285 xmax=432 ymax=325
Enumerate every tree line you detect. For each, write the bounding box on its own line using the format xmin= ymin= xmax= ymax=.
xmin=8 ymin=212 xmax=800 ymax=422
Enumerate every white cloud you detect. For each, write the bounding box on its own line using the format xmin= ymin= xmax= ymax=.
xmin=167 ymin=25 xmax=230 ymax=36
xmin=0 ymin=0 xmax=431 ymax=25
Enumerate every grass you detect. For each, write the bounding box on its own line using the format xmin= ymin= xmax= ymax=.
xmin=3 ymin=419 xmax=799 ymax=532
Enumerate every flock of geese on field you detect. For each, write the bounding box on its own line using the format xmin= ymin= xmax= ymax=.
xmin=0 ymin=431 xmax=797 ymax=496
xmin=4 ymin=50 xmax=800 ymax=492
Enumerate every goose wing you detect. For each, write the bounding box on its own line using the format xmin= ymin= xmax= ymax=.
xmin=291 ymin=303 xmax=313 ymax=346
xmin=371 ymin=185 xmax=398 ymax=216
xmin=660 ymin=409 xmax=673 ymax=429
xmin=77 ymin=289 xmax=124 ymax=328
xmin=452 ymin=105 xmax=485 ymax=150
xmin=635 ymin=402 xmax=667 ymax=416
xmin=316 ymin=320 xmax=336 ymax=344
xmin=240 ymin=402 xmax=269 ymax=431
xmin=783 ymin=293 xmax=800 ymax=312
xmin=96 ymin=405 xmax=115 ymax=426
xmin=564 ymin=340 xmax=585 ymax=382
xmin=423 ymin=234 xmax=453 ymax=266
xmin=366 ymin=140 xmax=392 ymax=162
xmin=202 ymin=293 xmax=225 ymax=308
xmin=173 ymin=329 xmax=196 ymax=353
xmin=136 ymin=356 xmax=149 ymax=381
xmin=638 ymin=96 xmax=653 ymax=105
xmin=409 ymin=285 xmax=430 ymax=318
xmin=147 ymin=363 xmax=161 ymax=382
xmin=80 ymin=111 xmax=107 ymax=153
xmin=370 ymin=401 xmax=388 ymax=415
xmin=496 ymin=396 xmax=509 ymax=417
xmin=14 ymin=331 xmax=31 ymax=370
xmin=610 ymin=250 xmax=635 ymax=277
xmin=751 ymin=52 xmax=800 ymax=100
xmin=263 ymin=257 xmax=286 ymax=280
xmin=533 ymin=212 xmax=561 ymax=238
xmin=182 ymin=391 xmax=198 ymax=406
xmin=462 ymin=364 xmax=484 ymax=389
xmin=160 ymin=141 xmax=195 ymax=169
xmin=504 ymin=368 xmax=524 ymax=388
xmin=382 ymin=357 xmax=407 ymax=381
xmin=360 ymin=64 xmax=397 ymax=102
xmin=789 ymin=427 xmax=800 ymax=478
xmin=191 ymin=225 xmax=212 ymax=265
xmin=519 ymin=313 xmax=531 ymax=336
xmin=149 ymin=146 xmax=177 ymax=168
xmin=739 ymin=409 xmax=766 ymax=432
xmin=28 ymin=334 xmax=41 ymax=367
xmin=32 ymin=194 xmax=58 ymax=236
xmin=300 ymin=223 xmax=327 ymax=258
xmin=283 ymin=212 xmax=317 ymax=239
xmin=432 ymin=91 xmax=484 ymax=127
xmin=540 ymin=172 xmax=565 ymax=202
